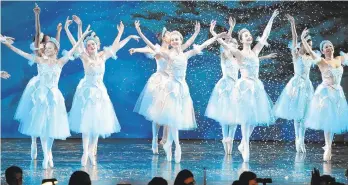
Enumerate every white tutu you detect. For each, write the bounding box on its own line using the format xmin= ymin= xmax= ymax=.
xmin=15 ymin=63 xmax=70 ymax=139
xmin=69 ymin=63 xmax=121 ymax=138
xmin=147 ymin=55 xmax=197 ymax=130
xmin=305 ymin=65 xmax=348 ymax=134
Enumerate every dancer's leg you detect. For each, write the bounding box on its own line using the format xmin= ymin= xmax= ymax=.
xmin=40 ymin=137 xmax=49 ymax=169
xmin=163 ymin=127 xmax=173 ymax=161
xmin=47 ymin=138 xmax=54 ymax=167
xmin=294 ymin=121 xmax=301 ymax=152
xmin=298 ymin=121 xmax=306 ymax=153
xmin=160 ymin=126 xmax=168 ymax=145
xmin=227 ymin=125 xmax=237 ymax=155
xmin=221 ymin=124 xmax=229 ymax=154
xmin=171 ymin=127 xmax=181 ymax=163
xmin=81 ymin=134 xmax=89 ymax=166
xmin=152 ymin=122 xmax=160 ymax=154
xmin=89 ymin=135 xmax=98 ymax=166
xmin=31 ymin=136 xmax=37 ymax=160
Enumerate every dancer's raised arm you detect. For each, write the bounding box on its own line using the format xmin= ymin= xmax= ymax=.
xmin=59 ymin=26 xmax=92 ymax=65
xmin=134 ymin=20 xmax=158 ymax=52
xmin=252 ymin=9 xmax=279 ymax=55
xmin=227 ymin=17 xmax=236 ymax=36
xmin=56 ymin=23 xmax=62 ymax=43
xmin=72 ymin=15 xmax=83 ymax=40
xmin=210 ymin=20 xmax=242 ymax=59
xmin=34 ymin=3 xmax=42 ymax=56
xmin=259 ymin=53 xmax=277 ymax=61
xmin=129 ymin=47 xmax=154 ymax=55
xmin=102 ymin=21 xmax=125 ymax=60
xmin=301 ymin=28 xmax=321 ymax=61
xmin=185 ymin=31 xmax=227 ymax=59
xmin=285 ymin=14 xmax=298 ymax=56
xmin=181 ymin=21 xmax=200 ymax=50
xmin=1 ymin=35 xmax=36 ymax=62
xmin=339 ymin=51 xmax=348 ymax=66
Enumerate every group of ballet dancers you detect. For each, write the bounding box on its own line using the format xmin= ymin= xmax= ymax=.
xmin=1 ymin=4 xmax=348 ymax=170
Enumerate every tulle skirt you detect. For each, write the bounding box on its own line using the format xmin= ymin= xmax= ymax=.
xmin=147 ymin=77 xmax=197 ymax=130
xmin=205 ymin=76 xmax=237 ymax=125
xmin=230 ymin=78 xmax=275 ymax=126
xmin=274 ymin=76 xmax=314 ymax=122
xmin=69 ymin=78 xmax=121 ymax=138
xmin=15 ymin=76 xmax=71 ymax=139
xmin=305 ymin=84 xmax=348 ymax=134
xmin=133 ymin=71 xmax=168 ymax=119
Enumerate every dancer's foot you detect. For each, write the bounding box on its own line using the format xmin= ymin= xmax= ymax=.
xmin=81 ymin=153 xmax=88 ymax=167
xmin=323 ymin=145 xmax=332 ymax=162
xmin=88 ymin=148 xmax=97 ymax=166
xmin=163 ymin=143 xmax=172 ymax=162
xmin=175 ymin=146 xmax=182 ymax=163
xmin=31 ymin=143 xmax=37 ymax=160
xmin=42 ymin=157 xmax=49 ymax=169
xmin=48 ymin=151 xmax=54 ymax=168
xmin=152 ymin=138 xmax=159 ymax=154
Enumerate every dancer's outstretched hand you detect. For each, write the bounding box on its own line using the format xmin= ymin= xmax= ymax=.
xmin=194 ymin=21 xmax=200 ymax=33
xmin=267 ymin=53 xmax=278 ymax=59
xmin=285 ymin=14 xmax=295 ymax=24
xmin=134 ymin=20 xmax=141 ymax=31
xmin=117 ymin=21 xmax=124 ymax=33
xmin=1 ymin=71 xmax=10 ymax=79
xmin=228 ymin=16 xmax=236 ymax=28
xmin=129 ymin=35 xmax=140 ymax=42
xmin=65 ymin=16 xmax=73 ymax=29
xmin=82 ymin=25 xmax=92 ymax=38
xmin=33 ymin=3 xmax=40 ymax=15
xmin=129 ymin=48 xmax=135 ymax=55
xmin=72 ymin=15 xmax=82 ymax=25
xmin=57 ymin=23 xmax=62 ymax=32
xmin=272 ymin=9 xmax=279 ymax=19
xmin=210 ymin=20 xmax=216 ymax=33
xmin=301 ymin=28 xmax=310 ymax=40
xmin=0 ymin=34 xmax=15 ymax=45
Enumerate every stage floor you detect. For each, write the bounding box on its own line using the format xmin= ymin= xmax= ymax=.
xmin=1 ymin=139 xmax=348 ymax=185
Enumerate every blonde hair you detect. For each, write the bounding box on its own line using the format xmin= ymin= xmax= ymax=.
xmin=170 ymin=31 xmax=183 ymax=41
xmin=238 ymin=28 xmax=249 ymax=41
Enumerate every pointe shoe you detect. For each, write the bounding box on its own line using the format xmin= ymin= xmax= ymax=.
xmin=152 ymin=138 xmax=159 ymax=155
xmin=323 ymin=145 xmax=332 ymax=161
xmin=226 ymin=138 xmax=233 ymax=155
xmin=222 ymin=138 xmax=228 ymax=155
xmin=31 ymin=143 xmax=37 ymax=160
xmin=81 ymin=153 xmax=88 ymax=167
xmin=42 ymin=157 xmax=49 ymax=169
xmin=163 ymin=143 xmax=172 ymax=162
xmin=88 ymin=150 xmax=97 ymax=166
xmin=175 ymin=146 xmax=182 ymax=163
xmin=48 ymin=151 xmax=54 ymax=168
